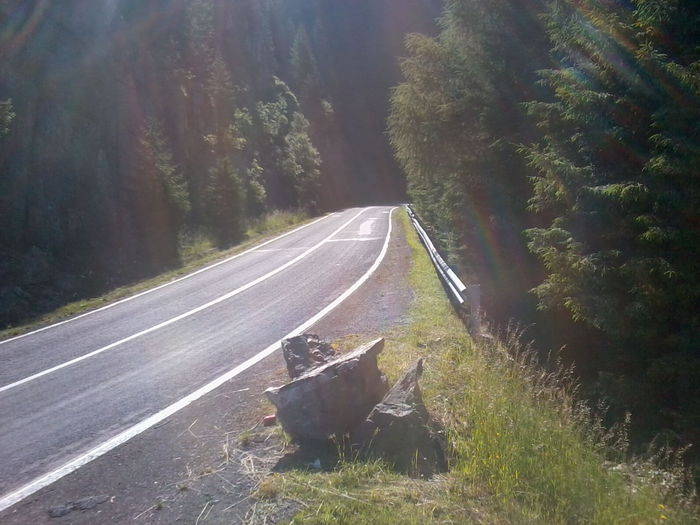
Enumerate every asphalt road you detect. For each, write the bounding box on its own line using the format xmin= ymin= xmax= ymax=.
xmin=0 ymin=205 xmax=396 ymax=510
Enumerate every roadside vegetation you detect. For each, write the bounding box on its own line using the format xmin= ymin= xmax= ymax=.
xmin=0 ymin=209 xmax=309 ymax=342
xmin=389 ymin=0 xmax=700 ymax=467
xmin=256 ymin=209 xmax=697 ymax=524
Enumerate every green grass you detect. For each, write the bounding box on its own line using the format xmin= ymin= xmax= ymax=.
xmin=0 ymin=209 xmax=311 ymax=342
xmin=245 ymin=208 xmax=309 ymax=238
xmin=257 ymin=208 xmax=698 ymax=524
xmin=258 ymin=464 xmax=476 ymax=524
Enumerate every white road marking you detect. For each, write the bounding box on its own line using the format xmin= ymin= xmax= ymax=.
xmin=358 ymin=218 xmax=377 ymax=235
xmin=0 ymin=214 xmax=338 ymax=347
xmin=0 ymin=207 xmax=396 ymax=513
xmin=327 ymin=237 xmax=383 ymax=242
xmin=0 ymin=209 xmax=370 ymax=394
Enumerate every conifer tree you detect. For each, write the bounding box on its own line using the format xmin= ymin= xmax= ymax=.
xmin=389 ymin=0 xmax=548 ymax=315
xmin=254 ymin=77 xmax=320 ymax=211
xmin=205 ymin=156 xmax=246 ymax=246
xmin=139 ymin=119 xmax=191 ymax=233
xmin=207 ymin=55 xmax=236 ymax=133
xmin=290 ymin=25 xmax=322 ymax=103
xmin=524 ymin=0 xmax=700 ymax=434
xmin=283 ymin=112 xmax=321 ymax=211
xmin=0 ymin=99 xmax=13 ymax=137
xmin=244 ymin=155 xmax=267 ymax=217
xmin=186 ymin=0 xmax=215 ymax=66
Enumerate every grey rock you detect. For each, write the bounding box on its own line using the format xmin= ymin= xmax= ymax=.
xmin=47 ymin=495 xmax=109 ymax=518
xmin=265 ymin=338 xmax=388 ymax=441
xmin=352 ymin=359 xmax=446 ymax=478
xmin=281 ymin=334 xmax=336 ymax=379
xmin=48 ymin=504 xmax=74 ymax=518
xmin=381 ymin=358 xmax=428 ymax=416
xmin=74 ymin=494 xmax=109 ymax=510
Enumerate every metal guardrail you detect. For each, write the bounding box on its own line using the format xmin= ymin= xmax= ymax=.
xmin=406 ymin=205 xmax=481 ymax=335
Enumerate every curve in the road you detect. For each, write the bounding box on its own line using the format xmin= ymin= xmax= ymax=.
xmin=0 ymin=213 xmax=335 ymax=348
xmin=0 ymin=207 xmax=397 ymax=513
xmin=0 ymin=209 xmax=368 ymax=394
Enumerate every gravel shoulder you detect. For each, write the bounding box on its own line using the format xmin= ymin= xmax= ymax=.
xmin=0 ymin=211 xmax=414 ymax=525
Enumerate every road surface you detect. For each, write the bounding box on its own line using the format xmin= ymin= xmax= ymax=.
xmin=0 ymin=205 xmax=396 ymax=511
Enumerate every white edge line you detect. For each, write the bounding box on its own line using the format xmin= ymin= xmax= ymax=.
xmin=0 ymin=213 xmax=338 ymax=346
xmin=0 ymin=209 xmax=368 ymax=394
xmin=0 ymin=206 xmax=397 ymax=513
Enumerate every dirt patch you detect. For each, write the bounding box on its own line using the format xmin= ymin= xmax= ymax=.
xmin=0 ymin=211 xmax=414 ymax=524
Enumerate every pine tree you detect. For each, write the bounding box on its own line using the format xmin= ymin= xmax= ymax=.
xmin=290 ymin=25 xmax=322 ymax=103
xmin=207 ymin=55 xmax=236 ymax=133
xmin=244 ymin=155 xmax=267 ymax=218
xmin=253 ymin=76 xmax=320 ymax=210
xmin=524 ymin=0 xmax=700 ymax=436
xmin=186 ymin=0 xmax=215 ymax=66
xmin=0 ymin=99 xmax=13 ymax=137
xmin=205 ymin=156 xmax=246 ymax=246
xmin=389 ymin=0 xmax=549 ymax=314
xmin=283 ymin=112 xmax=321 ymax=211
xmin=139 ymin=119 xmax=191 ymax=232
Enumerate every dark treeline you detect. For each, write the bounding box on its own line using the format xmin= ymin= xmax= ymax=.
xmin=0 ymin=0 xmax=440 ymax=326
xmin=390 ymin=0 xmax=700 ymax=458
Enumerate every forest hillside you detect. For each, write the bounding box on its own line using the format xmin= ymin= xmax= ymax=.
xmin=0 ymin=0 xmax=440 ymax=326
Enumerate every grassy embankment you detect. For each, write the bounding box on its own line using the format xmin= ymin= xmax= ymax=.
xmin=0 ymin=209 xmax=309 ymax=341
xmin=255 ymin=209 xmax=697 ymax=524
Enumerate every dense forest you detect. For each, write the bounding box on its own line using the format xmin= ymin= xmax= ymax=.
xmin=390 ymin=0 xmax=700 ymax=462
xmin=0 ymin=0 xmax=440 ymax=326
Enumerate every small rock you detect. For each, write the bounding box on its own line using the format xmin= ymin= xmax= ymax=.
xmin=48 ymin=495 xmax=109 ymax=518
xmin=266 ymin=338 xmax=388 ymax=441
xmin=262 ymin=414 xmax=277 ymax=427
xmin=48 ymin=504 xmax=74 ymax=518
xmin=74 ymin=494 xmax=109 ymax=510
xmin=281 ymin=334 xmax=336 ymax=379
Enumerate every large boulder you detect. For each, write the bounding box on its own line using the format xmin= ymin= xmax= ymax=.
xmin=265 ymin=338 xmax=389 ymax=442
xmin=352 ymin=359 xmax=446 ymax=478
xmin=281 ymin=334 xmax=336 ymax=380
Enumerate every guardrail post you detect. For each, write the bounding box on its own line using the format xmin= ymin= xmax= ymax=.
xmin=464 ymin=285 xmax=481 ymax=337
